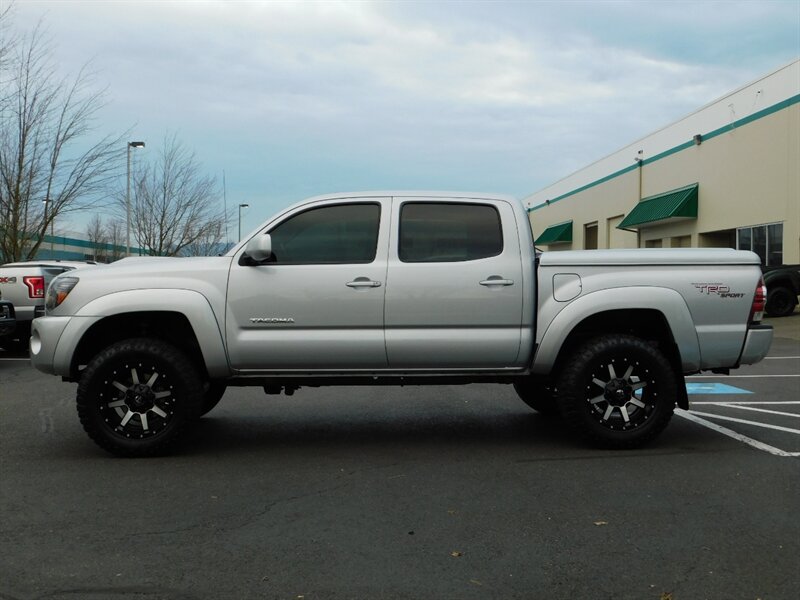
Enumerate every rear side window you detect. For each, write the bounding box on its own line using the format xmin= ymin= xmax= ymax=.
xmin=399 ymin=203 xmax=503 ymax=262
xmin=269 ymin=203 xmax=380 ymax=264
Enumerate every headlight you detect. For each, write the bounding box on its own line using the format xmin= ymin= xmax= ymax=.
xmin=45 ymin=277 xmax=79 ymax=311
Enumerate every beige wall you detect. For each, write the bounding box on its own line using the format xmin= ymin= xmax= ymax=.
xmin=528 ymin=103 xmax=800 ymax=263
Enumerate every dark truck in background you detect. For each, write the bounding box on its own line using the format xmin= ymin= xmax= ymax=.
xmin=762 ymin=264 xmax=800 ymax=317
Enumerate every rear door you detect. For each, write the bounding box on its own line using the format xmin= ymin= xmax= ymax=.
xmin=384 ymin=198 xmax=524 ymax=369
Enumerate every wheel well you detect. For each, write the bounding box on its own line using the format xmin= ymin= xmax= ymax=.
xmin=551 ymin=309 xmax=688 ymax=409
xmin=71 ymin=312 xmax=208 ymax=380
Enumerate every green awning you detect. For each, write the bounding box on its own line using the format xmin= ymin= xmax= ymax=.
xmin=534 ymin=220 xmax=572 ymax=245
xmin=618 ymin=183 xmax=698 ymax=229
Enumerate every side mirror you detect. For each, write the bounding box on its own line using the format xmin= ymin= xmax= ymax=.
xmin=244 ymin=234 xmax=272 ymax=262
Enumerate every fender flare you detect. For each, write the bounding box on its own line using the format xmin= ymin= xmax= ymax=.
xmin=53 ymin=289 xmax=230 ymax=378
xmin=531 ymin=286 xmax=700 ymax=374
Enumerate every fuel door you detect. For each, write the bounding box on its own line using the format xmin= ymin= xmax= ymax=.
xmin=553 ymin=273 xmax=582 ymax=302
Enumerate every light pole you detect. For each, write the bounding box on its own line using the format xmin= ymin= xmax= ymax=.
xmin=238 ymin=204 xmax=249 ymax=242
xmin=126 ymin=141 xmax=145 ymax=256
xmin=42 ymin=198 xmax=54 ymax=256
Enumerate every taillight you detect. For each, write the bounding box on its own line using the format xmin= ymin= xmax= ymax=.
xmin=23 ymin=276 xmax=45 ymax=299
xmin=750 ymin=276 xmax=766 ymax=323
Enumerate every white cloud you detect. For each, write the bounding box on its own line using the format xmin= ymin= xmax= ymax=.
xmin=7 ymin=0 xmax=797 ymax=231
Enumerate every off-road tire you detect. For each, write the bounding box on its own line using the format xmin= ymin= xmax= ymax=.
xmin=77 ymin=338 xmax=204 ymax=457
xmin=557 ymin=334 xmax=677 ymax=449
xmin=513 ymin=379 xmax=559 ymax=416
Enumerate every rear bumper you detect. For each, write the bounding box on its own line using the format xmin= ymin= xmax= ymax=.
xmin=739 ymin=324 xmax=773 ymax=365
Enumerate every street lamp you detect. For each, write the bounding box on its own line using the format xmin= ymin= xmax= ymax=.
xmin=238 ymin=204 xmax=249 ymax=242
xmin=126 ymin=141 xmax=145 ymax=256
xmin=42 ymin=198 xmax=54 ymax=256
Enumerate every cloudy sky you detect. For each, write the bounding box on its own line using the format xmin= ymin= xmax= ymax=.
xmin=6 ymin=0 xmax=800 ymax=235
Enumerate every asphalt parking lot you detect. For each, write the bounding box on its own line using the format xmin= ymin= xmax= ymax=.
xmin=1 ymin=316 xmax=798 ymax=600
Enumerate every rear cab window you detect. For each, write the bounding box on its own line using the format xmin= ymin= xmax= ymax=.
xmin=399 ymin=202 xmax=503 ymax=262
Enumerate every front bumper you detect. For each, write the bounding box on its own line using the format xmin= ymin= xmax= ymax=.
xmin=29 ymin=316 xmax=73 ymax=375
xmin=739 ymin=324 xmax=773 ymax=365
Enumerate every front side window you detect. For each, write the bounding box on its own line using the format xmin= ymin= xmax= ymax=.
xmin=399 ymin=203 xmax=503 ymax=263
xmin=268 ymin=203 xmax=380 ymax=264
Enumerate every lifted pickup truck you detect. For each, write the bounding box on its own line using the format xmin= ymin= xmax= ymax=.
xmin=30 ymin=192 xmax=773 ymax=456
xmin=0 ymin=260 xmax=97 ymax=350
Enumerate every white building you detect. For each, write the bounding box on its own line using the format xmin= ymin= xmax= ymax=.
xmin=524 ymin=59 xmax=800 ymax=266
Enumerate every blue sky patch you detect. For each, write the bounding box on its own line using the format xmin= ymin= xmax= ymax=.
xmin=685 ymin=382 xmax=752 ymax=395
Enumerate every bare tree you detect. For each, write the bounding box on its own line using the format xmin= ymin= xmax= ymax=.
xmin=85 ymin=213 xmax=107 ymax=261
xmin=127 ymin=134 xmax=225 ymax=257
xmin=105 ymin=218 xmax=125 ymax=261
xmin=181 ymin=217 xmax=227 ymax=257
xmin=0 ymin=19 xmax=123 ymax=262
xmin=0 ymin=4 xmax=14 ymax=80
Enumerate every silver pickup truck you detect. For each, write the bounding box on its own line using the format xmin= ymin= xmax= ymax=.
xmin=30 ymin=192 xmax=773 ymax=456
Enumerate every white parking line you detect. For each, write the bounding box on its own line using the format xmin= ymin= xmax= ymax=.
xmin=676 ymin=409 xmax=800 ymax=457
xmin=687 ymin=374 xmax=800 ymax=378
xmin=0 ymin=358 xmax=29 ymax=361
xmin=716 ymin=404 xmax=800 ymax=419
xmin=764 ymin=356 xmax=800 ymax=359
xmin=688 ymin=410 xmax=800 ymax=435
xmin=691 ymin=401 xmax=800 ymax=405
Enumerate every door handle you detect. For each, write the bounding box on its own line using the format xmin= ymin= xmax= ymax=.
xmin=479 ymin=277 xmax=514 ymax=287
xmin=346 ymin=278 xmax=382 ymax=288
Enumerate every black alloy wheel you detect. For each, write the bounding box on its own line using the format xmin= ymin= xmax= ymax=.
xmin=557 ymin=334 xmax=678 ymax=449
xmin=77 ymin=338 xmax=204 ymax=457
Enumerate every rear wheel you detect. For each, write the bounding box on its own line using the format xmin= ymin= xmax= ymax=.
xmin=77 ymin=338 xmax=204 ymax=457
xmin=557 ymin=334 xmax=678 ymax=449
xmin=513 ymin=379 xmax=559 ymax=416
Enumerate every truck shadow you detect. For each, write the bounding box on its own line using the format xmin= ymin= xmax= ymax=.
xmin=182 ymin=409 xmax=576 ymax=455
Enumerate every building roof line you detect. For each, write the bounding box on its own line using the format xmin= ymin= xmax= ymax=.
xmin=528 ymin=93 xmax=800 ymax=213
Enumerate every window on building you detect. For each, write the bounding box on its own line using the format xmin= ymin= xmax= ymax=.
xmin=737 ymin=222 xmax=783 ymax=266
xmin=268 ymin=203 xmax=381 ymax=264
xmin=645 ymin=239 xmax=663 ymax=248
xmin=399 ymin=203 xmax=502 ymax=262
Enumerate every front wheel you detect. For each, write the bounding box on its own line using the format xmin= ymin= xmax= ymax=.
xmin=77 ymin=338 xmax=204 ymax=457
xmin=557 ymin=335 xmax=678 ymax=449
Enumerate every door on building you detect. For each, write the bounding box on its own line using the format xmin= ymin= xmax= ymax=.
xmin=584 ymin=223 xmax=598 ymax=249
xmin=607 ymin=215 xmax=638 ymax=249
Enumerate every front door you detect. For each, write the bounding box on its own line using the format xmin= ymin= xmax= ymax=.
xmin=226 ymin=199 xmax=390 ymax=371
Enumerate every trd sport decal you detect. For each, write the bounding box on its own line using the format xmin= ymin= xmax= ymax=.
xmin=692 ymin=283 xmax=745 ymax=299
